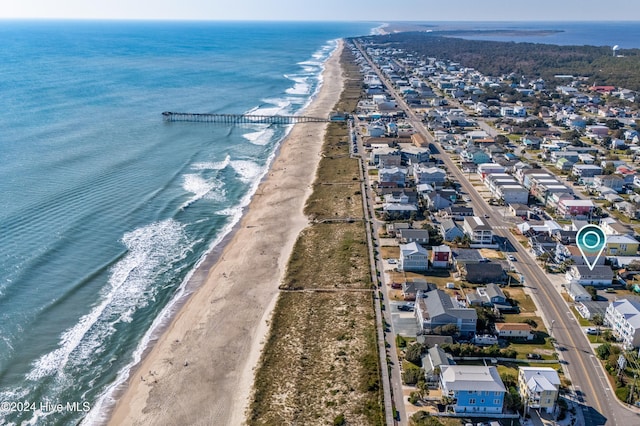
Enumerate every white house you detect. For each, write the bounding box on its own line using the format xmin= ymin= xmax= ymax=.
xmin=399 ymin=242 xmax=429 ymax=272
xmin=605 ymin=298 xmax=640 ymax=349
xmin=518 ymin=367 xmax=561 ymax=415
xmin=463 ymin=217 xmax=493 ymax=246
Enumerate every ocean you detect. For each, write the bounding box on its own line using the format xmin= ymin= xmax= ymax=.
xmin=0 ymin=19 xmax=638 ymax=426
xmin=0 ymin=20 xmax=374 ymax=425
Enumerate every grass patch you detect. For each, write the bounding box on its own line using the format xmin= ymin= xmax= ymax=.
xmin=380 ymin=246 xmax=400 ymax=259
xmin=249 ymin=45 xmax=384 ymax=425
xmin=570 ymin=306 xmax=591 ymax=327
xmin=249 ymin=292 xmax=382 ymax=426
xmin=282 ymin=222 xmax=370 ymax=290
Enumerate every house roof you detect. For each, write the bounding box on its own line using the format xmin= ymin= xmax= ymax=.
xmin=441 ymin=365 xmax=506 ymax=392
xmin=400 ymin=242 xmax=428 ymax=256
xmin=496 ymin=323 xmax=532 ymax=332
xmin=440 ymin=218 xmax=461 ymax=232
xmin=423 ymin=345 xmax=454 ymax=374
xmin=520 ymin=367 xmax=560 ymax=393
xmin=486 ymin=283 xmax=506 ymax=300
xmin=610 ymin=298 xmax=640 ymax=329
xmin=572 ymin=265 xmax=614 ymax=280
xmin=464 ymin=216 xmax=492 ymax=231
xmin=433 ymin=244 xmax=452 ymax=254
xmin=398 ymin=229 xmax=430 ymax=239
xmin=465 ymin=263 xmax=505 ymax=283
xmin=424 ymin=289 xmax=477 ymax=320
xmin=608 ymin=235 xmax=639 ymax=245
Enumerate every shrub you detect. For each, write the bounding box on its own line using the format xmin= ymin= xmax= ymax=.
xmin=333 ymin=413 xmax=346 ymax=426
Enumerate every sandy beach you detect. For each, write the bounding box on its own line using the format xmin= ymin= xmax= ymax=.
xmin=106 ymin=41 xmax=344 ymax=426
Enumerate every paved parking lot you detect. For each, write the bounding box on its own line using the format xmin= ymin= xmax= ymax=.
xmin=389 ymin=301 xmax=419 ymax=337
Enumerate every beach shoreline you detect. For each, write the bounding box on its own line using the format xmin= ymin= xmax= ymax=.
xmin=104 ymin=40 xmax=345 ymax=426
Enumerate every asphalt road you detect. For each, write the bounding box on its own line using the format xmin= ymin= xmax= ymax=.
xmin=352 ymin=39 xmax=640 ymax=425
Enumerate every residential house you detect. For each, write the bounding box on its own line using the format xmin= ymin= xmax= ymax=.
xmin=400 ymin=144 xmax=431 ymax=164
xmin=439 ymin=365 xmax=506 ymax=414
xmin=462 ymin=148 xmax=491 ymax=165
xmin=464 ymin=263 xmax=506 ymax=284
xmin=426 ymin=192 xmax=453 ymax=211
xmin=440 ymin=219 xmax=466 ymax=242
xmin=431 ymin=244 xmax=452 ymax=269
xmin=565 ymin=265 xmax=614 ymax=287
xmin=397 ymin=229 xmax=430 ymax=245
xmin=463 ymin=216 xmax=493 ymax=246
xmin=605 ymin=234 xmax=639 ymax=256
xmin=382 ymin=202 xmax=417 ymax=218
xmin=414 ymin=165 xmax=447 ymax=187
xmin=495 ymin=323 xmax=533 ymax=340
xmin=555 ymin=243 xmax=605 ymax=266
xmin=594 ymin=174 xmax=624 ymax=192
xmin=522 ymin=136 xmax=542 ymax=149
xmin=600 ymin=217 xmax=633 ymax=236
xmin=605 ymin=298 xmax=640 ymax=349
xmin=566 ymin=282 xmax=592 ymax=302
xmin=399 ymin=242 xmax=429 ymax=272
xmin=509 ymin=203 xmax=529 ymax=217
xmin=518 ymin=367 xmax=561 ymax=415
xmin=422 ymin=345 xmax=454 ymax=384
xmin=402 ymin=280 xmax=437 ymax=301
xmin=443 ymin=206 xmax=475 ymax=220
xmin=556 ymin=199 xmax=594 ymax=219
xmin=415 ymin=289 xmax=478 ymax=336
xmin=572 ymin=164 xmax=603 ymax=178
xmin=386 ymin=222 xmax=410 ymax=237
xmin=379 ymin=167 xmax=408 ymax=187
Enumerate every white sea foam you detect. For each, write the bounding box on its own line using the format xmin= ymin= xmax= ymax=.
xmin=181 ymin=174 xmax=226 ymax=209
xmin=191 ymin=154 xmax=231 ymax=171
xmin=26 ymin=219 xmax=192 ymax=383
xmin=230 ymin=160 xmax=263 ymax=184
xmin=242 ymin=127 xmax=275 ymax=146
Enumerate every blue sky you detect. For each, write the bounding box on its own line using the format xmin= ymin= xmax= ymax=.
xmin=2 ymin=0 xmax=639 ymax=21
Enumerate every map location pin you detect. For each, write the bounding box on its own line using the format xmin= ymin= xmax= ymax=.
xmin=576 ymin=224 xmax=607 ymax=271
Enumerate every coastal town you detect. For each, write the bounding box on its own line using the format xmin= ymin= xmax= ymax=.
xmin=340 ymin=34 xmax=640 ymax=425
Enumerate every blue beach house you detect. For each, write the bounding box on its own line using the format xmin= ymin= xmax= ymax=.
xmin=440 ymin=365 xmax=506 ymax=414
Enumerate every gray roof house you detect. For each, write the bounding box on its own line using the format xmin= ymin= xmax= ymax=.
xmin=426 ymin=192 xmax=453 ymax=211
xmin=397 ymin=228 xmax=430 ymax=244
xmin=440 ymin=219 xmax=465 ymax=242
xmin=422 ymin=345 xmax=454 ymax=383
xmin=605 ymin=298 xmax=640 ymax=349
xmin=440 ymin=365 xmax=506 ymax=414
xmin=415 ymin=289 xmax=477 ymax=337
xmin=399 ymin=242 xmax=429 ymax=272
xmin=465 ymin=263 xmax=506 ymax=284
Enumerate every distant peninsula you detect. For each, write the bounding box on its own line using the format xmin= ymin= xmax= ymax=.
xmin=360 ymin=31 xmax=640 ymax=92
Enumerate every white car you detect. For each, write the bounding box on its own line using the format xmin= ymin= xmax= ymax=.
xmin=388 ymin=259 xmax=397 ymax=264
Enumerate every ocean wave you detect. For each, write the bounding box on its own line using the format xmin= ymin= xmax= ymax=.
xmin=180 ymin=174 xmax=226 ymax=210
xmin=242 ymin=127 xmax=275 ymax=146
xmin=190 ymin=154 xmax=231 ymax=171
xmin=230 ymin=160 xmax=264 ymax=184
xmin=25 ymin=219 xmax=192 ymax=386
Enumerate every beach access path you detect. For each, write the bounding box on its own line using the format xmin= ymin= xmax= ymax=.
xmin=107 ymin=41 xmax=344 ymax=426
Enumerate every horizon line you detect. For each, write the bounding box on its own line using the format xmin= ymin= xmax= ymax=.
xmin=2 ymin=17 xmax=640 ymax=23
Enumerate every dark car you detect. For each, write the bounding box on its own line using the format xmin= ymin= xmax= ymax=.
xmin=527 ymin=353 xmax=542 ymax=360
xmin=397 ymin=304 xmax=414 ymax=312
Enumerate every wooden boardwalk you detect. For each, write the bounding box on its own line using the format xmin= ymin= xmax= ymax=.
xmin=162 ymin=111 xmax=329 ymax=124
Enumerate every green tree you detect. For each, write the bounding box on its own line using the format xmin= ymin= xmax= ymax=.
xmin=409 ymin=411 xmax=445 ymax=426
xmin=596 ymin=342 xmax=612 ymax=360
xmin=585 ymin=286 xmax=598 ymax=301
xmin=592 ymin=313 xmax=604 ymax=326
xmin=405 ymin=343 xmax=424 ymax=366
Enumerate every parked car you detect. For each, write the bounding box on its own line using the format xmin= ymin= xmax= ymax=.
xmin=527 ymin=353 xmax=542 ymax=360
xmin=390 ymin=282 xmax=402 ymax=289
xmin=397 ymin=304 xmax=414 ymax=312
xmin=508 ymin=255 xmax=516 ymax=261
xmin=586 ymin=327 xmax=600 ymax=335
xmin=388 ymin=259 xmax=397 ymax=264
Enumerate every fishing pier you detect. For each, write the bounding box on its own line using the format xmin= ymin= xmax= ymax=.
xmin=162 ymin=111 xmax=330 ymax=124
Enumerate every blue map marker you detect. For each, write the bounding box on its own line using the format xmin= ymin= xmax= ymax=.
xmin=576 ymin=224 xmax=607 ymax=270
